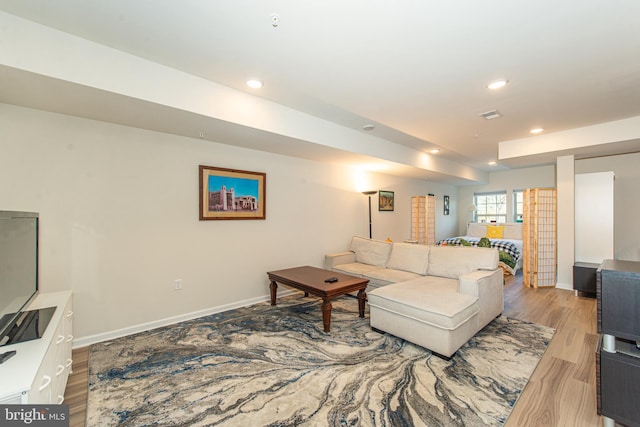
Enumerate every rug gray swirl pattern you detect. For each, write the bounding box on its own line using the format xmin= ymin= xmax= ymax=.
xmin=87 ymin=295 xmax=554 ymax=426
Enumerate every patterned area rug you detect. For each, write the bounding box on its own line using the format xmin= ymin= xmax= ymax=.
xmin=87 ymin=295 xmax=554 ymax=426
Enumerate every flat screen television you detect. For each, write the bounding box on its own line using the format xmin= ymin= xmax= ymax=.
xmin=0 ymin=211 xmax=40 ymax=346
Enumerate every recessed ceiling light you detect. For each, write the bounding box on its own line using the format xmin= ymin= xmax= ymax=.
xmin=530 ymin=127 xmax=544 ymax=134
xmin=488 ymin=161 xmax=497 ymax=166
xmin=487 ymin=79 xmax=508 ymax=90
xmin=430 ymin=148 xmax=440 ymax=154
xmin=246 ymin=79 xmax=263 ymax=89
xmin=362 ymin=124 xmax=375 ymax=131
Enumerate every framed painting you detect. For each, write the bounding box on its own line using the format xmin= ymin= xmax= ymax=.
xmin=444 ymin=195 xmax=450 ymax=215
xmin=199 ymin=165 xmax=266 ymax=220
xmin=379 ymin=190 xmax=394 ymax=211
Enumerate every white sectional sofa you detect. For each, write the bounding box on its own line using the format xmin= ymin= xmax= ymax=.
xmin=324 ymin=236 xmax=504 ymax=358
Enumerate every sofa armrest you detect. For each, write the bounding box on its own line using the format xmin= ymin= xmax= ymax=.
xmin=458 ymin=269 xmax=504 ymax=327
xmin=324 ymin=251 xmax=356 ymax=270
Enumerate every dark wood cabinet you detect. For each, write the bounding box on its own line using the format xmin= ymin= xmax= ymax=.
xmin=573 ymin=262 xmax=599 ymax=296
xmin=598 ymin=338 xmax=640 ymax=427
xmin=598 ymin=260 xmax=640 ymax=341
xmin=597 ymin=260 xmax=640 ymax=427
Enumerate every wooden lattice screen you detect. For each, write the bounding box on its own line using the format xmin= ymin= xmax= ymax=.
xmin=411 ymin=195 xmax=436 ymax=245
xmin=523 ymin=188 xmax=557 ymax=288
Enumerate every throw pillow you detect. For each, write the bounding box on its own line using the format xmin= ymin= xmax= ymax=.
xmin=486 ymin=225 xmax=504 ymax=239
xmin=502 ymin=223 xmax=522 ymax=240
xmin=467 ymin=222 xmax=487 ymax=238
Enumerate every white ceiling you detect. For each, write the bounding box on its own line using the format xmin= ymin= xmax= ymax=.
xmin=1 ymin=0 xmax=640 ymax=184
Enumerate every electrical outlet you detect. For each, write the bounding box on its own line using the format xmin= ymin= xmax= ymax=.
xmin=174 ymin=279 xmax=183 ymax=290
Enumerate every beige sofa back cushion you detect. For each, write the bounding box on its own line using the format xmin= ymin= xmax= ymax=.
xmin=350 ymin=236 xmax=392 ymax=266
xmin=427 ymin=246 xmax=498 ymax=279
xmin=386 ymin=243 xmax=430 ymax=275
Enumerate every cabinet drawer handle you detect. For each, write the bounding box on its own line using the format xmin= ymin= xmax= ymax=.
xmin=56 ymin=365 xmax=65 ymax=376
xmin=39 ymin=375 xmax=51 ymax=391
xmin=56 ymin=335 xmax=65 ymax=345
xmin=66 ymin=358 xmax=73 ymax=368
xmin=56 ymin=395 xmax=64 ymax=404
xmin=66 ymin=310 xmax=74 ymax=319
xmin=66 ymin=335 xmax=74 ymax=343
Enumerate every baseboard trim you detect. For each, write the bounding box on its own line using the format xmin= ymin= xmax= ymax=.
xmin=555 ymin=282 xmax=572 ymax=291
xmin=72 ymin=289 xmax=296 ymax=349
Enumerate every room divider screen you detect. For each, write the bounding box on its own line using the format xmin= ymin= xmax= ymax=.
xmin=523 ymin=188 xmax=557 ymax=288
xmin=410 ymin=195 xmax=436 ymax=245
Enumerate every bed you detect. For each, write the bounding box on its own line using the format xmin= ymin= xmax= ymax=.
xmin=436 ymin=222 xmax=523 ymax=275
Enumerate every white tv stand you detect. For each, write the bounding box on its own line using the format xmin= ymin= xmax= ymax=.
xmin=0 ymin=291 xmax=73 ymax=404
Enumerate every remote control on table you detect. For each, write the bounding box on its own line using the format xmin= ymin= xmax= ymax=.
xmin=324 ymin=277 xmax=338 ymax=283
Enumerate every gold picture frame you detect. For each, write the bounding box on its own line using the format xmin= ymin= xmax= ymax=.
xmin=199 ymin=165 xmax=266 ymax=220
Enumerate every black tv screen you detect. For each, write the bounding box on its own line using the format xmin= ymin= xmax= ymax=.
xmin=0 ymin=211 xmax=39 ymax=346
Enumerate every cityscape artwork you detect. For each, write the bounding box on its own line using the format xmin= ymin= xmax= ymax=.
xmin=199 ymin=165 xmax=266 ymax=220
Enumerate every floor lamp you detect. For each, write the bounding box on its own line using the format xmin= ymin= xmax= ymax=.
xmin=362 ymin=191 xmax=377 ymax=239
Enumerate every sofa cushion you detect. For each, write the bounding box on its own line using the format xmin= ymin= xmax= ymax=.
xmin=350 ymin=236 xmax=392 ymax=266
xmin=366 ymin=268 xmax=423 ymax=286
xmin=386 ymin=242 xmax=430 ymax=275
xmin=332 ymin=262 xmax=380 ymax=277
xmin=368 ymin=278 xmax=479 ymax=330
xmin=400 ymin=275 xmax=459 ymax=292
xmin=427 ymin=246 xmax=498 ymax=279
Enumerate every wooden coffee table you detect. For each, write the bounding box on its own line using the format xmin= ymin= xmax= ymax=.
xmin=267 ymin=266 xmax=369 ymax=332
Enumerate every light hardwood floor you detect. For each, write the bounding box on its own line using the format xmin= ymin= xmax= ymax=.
xmin=65 ymin=343 xmax=88 ymax=427
xmin=64 ymin=273 xmax=603 ymax=426
xmin=502 ymin=275 xmax=601 ymax=427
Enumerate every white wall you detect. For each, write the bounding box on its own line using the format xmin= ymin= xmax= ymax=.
xmin=574 ymin=172 xmax=615 ymax=263
xmin=456 ymin=165 xmax=556 ymax=234
xmin=576 ymin=152 xmax=640 ymax=262
xmin=0 ymin=103 xmax=457 ymax=342
xmin=354 ymin=179 xmax=457 ymax=244
xmin=556 ymin=156 xmax=574 ymax=290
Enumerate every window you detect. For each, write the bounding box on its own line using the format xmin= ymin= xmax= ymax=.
xmin=473 ymin=191 xmax=507 ymax=223
xmin=513 ymin=190 xmax=524 ymax=222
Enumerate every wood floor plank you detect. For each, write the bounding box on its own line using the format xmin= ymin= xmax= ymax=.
xmin=574 ymin=332 xmax=599 ymax=385
xmin=65 ymin=346 xmax=89 ymax=427
xmin=557 ymin=378 xmax=600 ymax=427
xmin=503 ymin=275 xmax=601 ymax=427
xmin=506 ymin=355 xmax=576 ymax=427
xmin=64 ymin=272 xmax=605 ymax=426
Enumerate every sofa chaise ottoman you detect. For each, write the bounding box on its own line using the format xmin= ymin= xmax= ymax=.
xmin=325 ymin=236 xmax=503 ymax=358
